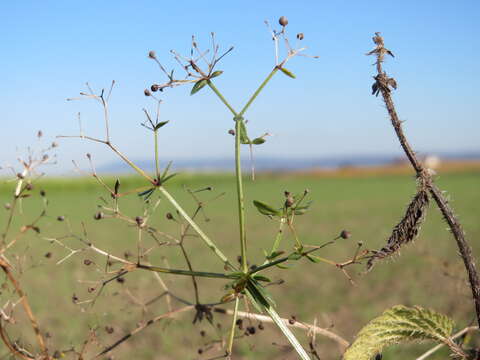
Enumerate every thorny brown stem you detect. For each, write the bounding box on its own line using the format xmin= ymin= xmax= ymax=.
xmin=368 ymin=32 xmax=480 ymax=326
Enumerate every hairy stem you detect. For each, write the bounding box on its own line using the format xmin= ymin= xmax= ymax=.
xmin=369 ymin=34 xmax=480 ymax=326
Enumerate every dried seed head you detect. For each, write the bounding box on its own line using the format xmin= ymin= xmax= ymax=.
xmin=86 ymin=153 xmax=91 ymax=159
xmin=228 ymin=129 xmax=235 ymax=136
xmin=51 ymin=141 xmax=59 ymax=148
xmin=17 ymin=173 xmax=24 ymax=179
xmin=200 ymin=330 xmax=206 ymax=337
xmin=247 ymin=326 xmax=256 ymax=335
xmin=197 ymin=349 xmax=203 ymax=355
xmin=26 ymin=183 xmax=33 ymax=191
xmin=42 ymin=154 xmax=49 ymax=161
xmin=45 ymin=252 xmax=52 ymax=259
xmin=37 ymin=130 xmax=43 ymax=138
xmin=296 ymin=33 xmax=304 ymax=40
xmin=88 ymin=287 xmax=96 ymax=293
xmin=144 ymin=89 xmax=152 ymax=97
xmin=166 ymin=212 xmax=174 ymax=220
xmin=57 ymin=215 xmax=65 ymax=222
xmin=72 ymin=294 xmax=79 ymax=304
xmin=258 ymin=322 xmax=264 ymax=330
xmin=151 ymin=84 xmax=160 ymax=92
xmin=116 ymin=277 xmax=125 ymax=284
xmin=279 ymin=16 xmax=288 ymax=27
xmin=53 ymin=350 xmax=61 ymax=359
xmin=148 ymin=50 xmax=157 ymax=59
xmin=135 ymin=216 xmax=144 ymax=226
xmin=40 ymin=190 xmax=46 ymax=197
xmin=105 ymin=326 xmax=115 ymax=334
xmin=83 ymin=259 xmax=92 ymax=266
xmin=94 ymin=211 xmax=104 ymax=220
xmin=340 ymin=230 xmax=352 ymax=239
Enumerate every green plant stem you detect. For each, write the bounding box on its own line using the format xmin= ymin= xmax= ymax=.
xmin=158 ymin=186 xmax=235 ymax=269
xmin=208 ymin=70 xmax=280 ymax=274
xmin=154 ymin=130 xmax=160 ymax=179
xmin=138 ymin=264 xmax=238 ymax=280
xmin=207 ymin=81 xmax=237 ymax=116
xmin=238 ymin=67 xmax=278 ymax=116
xmin=234 ymin=117 xmax=248 ymax=273
xmin=251 ymin=245 xmax=332 ymax=275
xmin=270 ymin=218 xmax=286 ymax=255
xmin=226 ymin=297 xmax=239 ymax=357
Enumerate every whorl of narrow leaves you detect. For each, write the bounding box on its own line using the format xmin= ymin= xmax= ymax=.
xmin=367 ymin=189 xmax=429 ymax=270
xmin=343 ymin=305 xmax=454 ymax=360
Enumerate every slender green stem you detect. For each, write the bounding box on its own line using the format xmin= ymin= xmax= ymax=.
xmin=239 ymin=67 xmax=278 ymax=117
xmin=207 ymin=81 xmax=237 ymax=116
xmin=270 ymin=217 xmax=286 ymax=255
xmin=107 ymin=143 xmax=155 ymax=183
xmin=138 ymin=264 xmax=238 ymax=280
xmin=251 ymin=245 xmax=333 ymax=275
xmin=235 ymin=117 xmax=248 ymax=273
xmin=158 ymin=186 xmax=235 ymax=269
xmin=226 ymin=297 xmax=239 ymax=357
xmin=154 ymin=130 xmax=160 ymax=180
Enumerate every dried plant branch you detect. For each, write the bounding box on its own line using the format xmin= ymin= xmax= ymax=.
xmin=0 ymin=256 xmax=49 ymax=359
xmin=415 ymin=326 xmax=478 ymax=360
xmin=367 ymin=32 xmax=480 ymax=327
xmin=214 ymin=307 xmax=350 ymax=351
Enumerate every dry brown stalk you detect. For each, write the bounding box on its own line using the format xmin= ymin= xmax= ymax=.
xmin=367 ymin=188 xmax=429 ymax=270
xmin=0 ymin=256 xmax=49 ymax=359
xmin=367 ymin=32 xmax=480 ymax=326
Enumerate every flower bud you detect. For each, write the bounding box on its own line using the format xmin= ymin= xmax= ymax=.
xmin=340 ymin=230 xmax=352 ymax=239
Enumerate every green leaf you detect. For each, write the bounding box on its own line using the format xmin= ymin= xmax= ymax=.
xmin=238 ymin=119 xmax=251 ymax=145
xmin=279 ymin=67 xmax=296 ymax=79
xmin=138 ymin=188 xmax=155 ymax=201
xmin=252 ymin=275 xmax=271 ymax=283
xmin=210 ymin=70 xmax=223 ymax=78
xmin=252 ymin=137 xmax=266 ymax=145
xmin=190 ymin=79 xmax=208 ymax=95
xmin=267 ymin=250 xmax=285 ymax=260
xmin=305 ymin=254 xmax=321 ymax=263
xmin=154 ymin=121 xmax=169 ymax=130
xmin=160 ymin=173 xmax=177 ymax=184
xmin=253 ymin=200 xmax=282 ymax=217
xmin=288 ymin=252 xmax=302 ymax=261
xmin=343 ymin=305 xmax=455 ymax=360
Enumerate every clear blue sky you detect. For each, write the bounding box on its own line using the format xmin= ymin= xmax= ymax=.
xmin=1 ymin=0 xmax=478 ymax=174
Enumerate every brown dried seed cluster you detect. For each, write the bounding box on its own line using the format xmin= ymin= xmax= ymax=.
xmin=279 ymin=16 xmax=288 ymax=27
xmin=367 ymin=189 xmax=429 ymax=270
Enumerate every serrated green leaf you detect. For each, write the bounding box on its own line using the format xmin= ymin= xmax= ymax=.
xmin=279 ymin=67 xmax=296 ymax=79
xmin=210 ymin=70 xmax=223 ymax=78
xmin=253 ymin=200 xmax=282 ymax=216
xmin=343 ymin=305 xmax=455 ymax=360
xmin=190 ymin=79 xmax=208 ymax=95
xmin=154 ymin=121 xmax=169 ymax=130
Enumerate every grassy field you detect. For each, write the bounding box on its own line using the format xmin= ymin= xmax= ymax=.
xmin=1 ymin=167 xmax=479 ymax=359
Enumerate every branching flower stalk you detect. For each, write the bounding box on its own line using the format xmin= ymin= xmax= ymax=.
xmin=367 ymin=32 xmax=480 ymax=326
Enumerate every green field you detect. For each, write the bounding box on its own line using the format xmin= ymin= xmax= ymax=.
xmin=1 ymin=169 xmax=479 ymax=359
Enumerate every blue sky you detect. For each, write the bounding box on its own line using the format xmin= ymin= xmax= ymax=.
xmin=1 ymin=1 xmax=478 ymax=174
